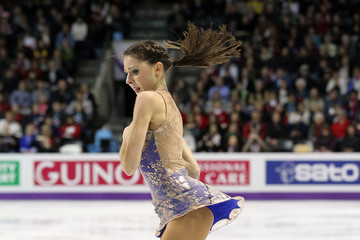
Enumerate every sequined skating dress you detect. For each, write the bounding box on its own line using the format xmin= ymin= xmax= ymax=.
xmin=139 ymin=90 xmax=244 ymax=237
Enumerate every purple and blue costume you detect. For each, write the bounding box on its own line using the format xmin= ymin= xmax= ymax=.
xmin=139 ymin=90 xmax=244 ymax=237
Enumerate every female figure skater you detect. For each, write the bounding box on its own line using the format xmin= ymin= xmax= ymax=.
xmin=119 ymin=23 xmax=244 ymax=240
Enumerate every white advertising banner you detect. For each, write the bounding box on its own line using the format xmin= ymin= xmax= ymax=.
xmin=1 ymin=153 xmax=360 ymax=199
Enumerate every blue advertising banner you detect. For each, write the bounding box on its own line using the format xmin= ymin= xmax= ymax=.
xmin=267 ymin=161 xmax=360 ymax=184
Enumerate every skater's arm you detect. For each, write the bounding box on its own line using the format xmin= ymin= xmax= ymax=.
xmin=120 ymin=92 xmax=156 ymax=175
xmin=182 ymin=138 xmax=200 ymax=179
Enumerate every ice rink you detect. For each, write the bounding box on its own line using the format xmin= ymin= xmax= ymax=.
xmin=0 ymin=200 xmax=359 ymax=240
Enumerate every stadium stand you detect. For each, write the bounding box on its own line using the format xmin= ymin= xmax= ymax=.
xmin=1 ymin=0 xmax=360 ymax=153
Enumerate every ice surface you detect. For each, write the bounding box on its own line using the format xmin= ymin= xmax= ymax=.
xmin=0 ymin=200 xmax=359 ymax=240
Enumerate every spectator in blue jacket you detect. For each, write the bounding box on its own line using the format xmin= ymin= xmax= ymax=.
xmin=55 ymin=23 xmax=75 ymax=49
xmin=10 ymin=80 xmax=32 ymax=115
xmin=87 ymin=124 xmax=118 ymax=152
xmin=19 ymin=123 xmax=37 ymax=153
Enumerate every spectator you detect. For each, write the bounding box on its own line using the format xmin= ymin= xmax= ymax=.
xmin=87 ymin=124 xmax=118 ymax=153
xmin=23 ymin=31 xmax=37 ymax=50
xmin=310 ymin=111 xmax=326 ymax=139
xmin=43 ymin=60 xmax=66 ymax=87
xmin=205 ymin=91 xmax=228 ymax=114
xmin=50 ymin=79 xmax=74 ymax=105
xmin=263 ymin=90 xmax=278 ymax=117
xmin=35 ymin=124 xmax=57 ymax=152
xmin=273 ymin=67 xmax=291 ymax=90
xmin=297 ymin=64 xmax=318 ymax=91
xmin=226 ymin=135 xmax=241 ymax=152
xmin=219 ymin=61 xmax=239 ymax=88
xmin=60 ymin=115 xmax=82 ymax=145
xmin=10 ymin=81 xmax=32 ymax=115
xmin=0 ymin=92 xmax=11 ymax=117
xmin=71 ymin=102 xmax=88 ymax=129
xmin=55 ymin=23 xmax=75 ymax=49
xmin=173 ymin=79 xmax=190 ymax=108
xmin=266 ymin=111 xmax=288 ymax=151
xmin=49 ymin=101 xmax=65 ymax=137
xmin=230 ymin=104 xmax=249 ymax=128
xmin=197 ymin=123 xmax=222 ymax=152
xmin=248 ymin=80 xmax=265 ymax=110
xmin=209 ymin=100 xmax=229 ymax=130
xmin=32 ymin=80 xmax=50 ymax=105
xmin=326 ymin=71 xmax=348 ymax=96
xmin=0 ymin=47 xmax=10 ymax=74
xmin=278 ymin=79 xmax=290 ymax=106
xmin=184 ymin=112 xmax=201 ymax=142
xmin=0 ymin=111 xmax=22 ymax=152
xmin=66 ymin=90 xmax=93 ymax=121
xmin=71 ymin=16 xmax=88 ymax=58
xmin=192 ymin=105 xmax=208 ymax=133
xmin=225 ymin=121 xmax=240 ymax=140
xmin=294 ymin=78 xmax=309 ymax=102
xmin=27 ymin=104 xmax=45 ymax=130
xmin=184 ymin=129 xmax=197 ymax=152
xmin=80 ymin=83 xmax=97 ymax=118
xmin=10 ymin=103 xmax=24 ymax=124
xmin=320 ymin=33 xmax=337 ymax=58
xmin=345 ymin=90 xmax=359 ymax=121
xmin=60 ymin=39 xmax=75 ymax=75
xmin=14 ymin=51 xmax=31 ymax=76
xmin=23 ymin=70 xmax=40 ymax=92
xmin=331 ymin=107 xmax=350 ymax=140
xmin=304 ymin=87 xmax=324 ymax=114
xmin=2 ymin=68 xmax=19 ymax=95
xmin=23 ymin=59 xmax=43 ymax=81
xmin=242 ymin=109 xmax=268 ymax=152
xmin=348 ymin=66 xmax=360 ymax=99
xmin=239 ymin=67 xmax=254 ymax=93
xmin=287 ymin=101 xmax=310 ymax=141
xmin=234 ymin=82 xmax=249 ymax=106
xmin=208 ymin=76 xmax=231 ymax=103
xmin=33 ymin=38 xmax=51 ymax=66
xmin=324 ymin=88 xmax=343 ymax=121
xmin=19 ymin=123 xmax=37 ymax=153
xmin=314 ymin=124 xmax=335 ymax=152
xmin=339 ymin=124 xmax=360 ymax=152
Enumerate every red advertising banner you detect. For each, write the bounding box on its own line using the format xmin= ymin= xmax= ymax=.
xmin=199 ymin=160 xmax=250 ymax=185
xmin=33 ymin=160 xmax=249 ymax=187
xmin=34 ymin=161 xmax=145 ymax=186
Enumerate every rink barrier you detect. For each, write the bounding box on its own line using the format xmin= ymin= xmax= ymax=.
xmin=1 ymin=153 xmax=360 ymax=200
xmin=1 ymin=192 xmax=360 ymax=200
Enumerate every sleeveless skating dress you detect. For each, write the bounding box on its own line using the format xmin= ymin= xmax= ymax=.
xmin=139 ymin=90 xmax=244 ymax=237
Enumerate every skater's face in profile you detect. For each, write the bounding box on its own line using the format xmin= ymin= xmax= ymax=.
xmin=124 ymin=55 xmax=161 ymax=94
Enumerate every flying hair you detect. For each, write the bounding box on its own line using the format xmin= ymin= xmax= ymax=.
xmin=122 ymin=22 xmax=242 ymax=74
xmin=166 ymin=22 xmax=242 ymax=68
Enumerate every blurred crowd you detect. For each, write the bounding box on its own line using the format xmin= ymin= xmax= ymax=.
xmin=168 ymin=0 xmax=360 ymax=152
xmin=0 ymin=0 xmax=131 ymax=153
xmin=2 ymin=0 xmax=360 ymax=153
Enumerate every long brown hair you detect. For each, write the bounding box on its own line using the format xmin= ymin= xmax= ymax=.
xmin=167 ymin=22 xmax=242 ymax=68
xmin=124 ymin=22 xmax=242 ymax=71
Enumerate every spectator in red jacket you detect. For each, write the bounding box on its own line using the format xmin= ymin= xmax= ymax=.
xmin=242 ymin=109 xmax=267 ymax=140
xmin=209 ymin=100 xmax=229 ymax=129
xmin=331 ymin=107 xmax=350 ymax=140
xmin=0 ymin=92 xmax=11 ymax=117
xmin=242 ymin=110 xmax=268 ymax=152
xmin=60 ymin=115 xmax=82 ymax=145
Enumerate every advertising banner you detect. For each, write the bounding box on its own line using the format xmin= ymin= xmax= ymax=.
xmin=34 ymin=160 xmax=145 ymax=187
xmin=199 ymin=160 xmax=249 ymax=186
xmin=0 ymin=161 xmax=19 ymax=186
xmin=267 ymin=161 xmax=360 ymax=185
xmin=1 ymin=153 xmax=360 ymax=200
